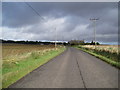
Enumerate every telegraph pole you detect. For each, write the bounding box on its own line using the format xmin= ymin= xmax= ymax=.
xmin=90 ymin=18 xmax=99 ymax=48
xmin=55 ymin=27 xmax=57 ymax=48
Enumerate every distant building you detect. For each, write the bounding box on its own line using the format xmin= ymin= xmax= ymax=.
xmin=68 ymin=40 xmax=85 ymax=45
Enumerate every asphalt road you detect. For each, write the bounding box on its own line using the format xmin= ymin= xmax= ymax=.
xmin=9 ymin=47 xmax=118 ymax=88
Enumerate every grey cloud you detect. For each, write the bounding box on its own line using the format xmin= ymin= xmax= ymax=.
xmin=2 ymin=2 xmax=117 ymax=27
xmin=2 ymin=2 xmax=118 ymax=44
xmin=2 ymin=2 xmax=41 ymax=28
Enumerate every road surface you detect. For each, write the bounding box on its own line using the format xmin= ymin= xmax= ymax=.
xmin=9 ymin=47 xmax=118 ymax=88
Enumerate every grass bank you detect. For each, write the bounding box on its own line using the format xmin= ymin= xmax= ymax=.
xmin=74 ymin=45 xmax=120 ymax=69
xmin=2 ymin=46 xmax=65 ymax=88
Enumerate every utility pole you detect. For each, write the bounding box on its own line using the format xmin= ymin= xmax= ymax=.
xmin=55 ymin=27 xmax=57 ymax=48
xmin=90 ymin=18 xmax=99 ymax=48
xmin=62 ymin=35 xmax=64 ymax=46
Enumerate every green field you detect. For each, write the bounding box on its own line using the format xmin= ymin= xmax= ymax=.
xmin=2 ymin=43 xmax=65 ymax=88
xmin=75 ymin=45 xmax=120 ymax=69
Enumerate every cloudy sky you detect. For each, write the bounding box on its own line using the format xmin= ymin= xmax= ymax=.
xmin=1 ymin=2 xmax=118 ymax=44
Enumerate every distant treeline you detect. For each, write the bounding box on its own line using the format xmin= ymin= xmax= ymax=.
xmin=1 ymin=39 xmax=100 ymax=45
xmin=1 ymin=39 xmax=68 ymax=45
xmin=68 ymin=40 xmax=100 ymax=45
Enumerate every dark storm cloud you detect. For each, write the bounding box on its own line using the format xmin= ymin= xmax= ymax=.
xmin=2 ymin=2 xmax=42 ymax=28
xmin=2 ymin=2 xmax=117 ymax=27
xmin=2 ymin=2 xmax=118 ymax=44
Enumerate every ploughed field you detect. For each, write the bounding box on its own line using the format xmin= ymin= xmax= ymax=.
xmin=2 ymin=43 xmax=56 ymax=64
xmin=2 ymin=43 xmax=65 ymax=88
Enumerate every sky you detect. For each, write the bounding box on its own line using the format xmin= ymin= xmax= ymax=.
xmin=1 ymin=2 xmax=118 ymax=44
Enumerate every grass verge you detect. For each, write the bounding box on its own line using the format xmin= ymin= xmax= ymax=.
xmin=2 ymin=47 xmax=66 ymax=88
xmin=74 ymin=46 xmax=120 ymax=69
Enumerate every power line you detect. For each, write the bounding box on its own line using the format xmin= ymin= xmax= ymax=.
xmin=24 ymin=2 xmax=58 ymax=48
xmin=90 ymin=18 xmax=99 ymax=48
xmin=25 ymin=2 xmax=45 ymax=21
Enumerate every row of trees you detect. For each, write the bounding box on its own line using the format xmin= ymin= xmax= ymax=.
xmin=1 ymin=39 xmax=68 ymax=45
xmin=68 ymin=40 xmax=100 ymax=45
xmin=1 ymin=39 xmax=100 ymax=45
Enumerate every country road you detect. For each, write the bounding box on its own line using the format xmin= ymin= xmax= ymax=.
xmin=9 ymin=47 xmax=118 ymax=88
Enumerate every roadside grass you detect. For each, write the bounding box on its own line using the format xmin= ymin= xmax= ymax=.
xmin=74 ymin=45 xmax=120 ymax=69
xmin=2 ymin=46 xmax=65 ymax=88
